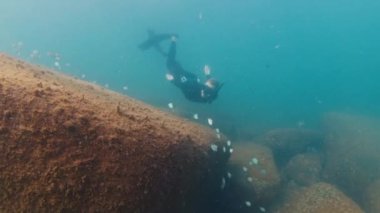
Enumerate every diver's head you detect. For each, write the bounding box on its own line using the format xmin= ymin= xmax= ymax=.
xmin=202 ymin=80 xmax=224 ymax=103
xmin=205 ymin=78 xmax=221 ymax=89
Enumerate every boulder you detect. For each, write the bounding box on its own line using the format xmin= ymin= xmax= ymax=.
xmin=0 ymin=54 xmax=229 ymax=212
xmin=363 ymin=179 xmax=380 ymax=213
xmin=256 ymin=128 xmax=324 ymax=167
xmin=221 ymin=143 xmax=281 ymax=212
xmin=274 ymin=182 xmax=364 ymax=213
xmin=283 ymin=153 xmax=322 ymax=186
xmin=322 ymin=112 xmax=380 ymax=201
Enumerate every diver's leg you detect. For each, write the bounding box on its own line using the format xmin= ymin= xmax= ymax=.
xmin=166 ymin=39 xmax=177 ymax=69
xmin=168 ymin=40 xmax=176 ymax=61
xmin=139 ymin=31 xmax=174 ymax=51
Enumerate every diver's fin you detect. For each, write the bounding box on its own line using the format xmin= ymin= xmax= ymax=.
xmin=138 ymin=31 xmax=178 ymax=51
xmin=154 ymin=44 xmax=168 ymax=57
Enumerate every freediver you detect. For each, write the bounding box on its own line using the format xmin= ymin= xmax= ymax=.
xmin=139 ymin=30 xmax=223 ymax=103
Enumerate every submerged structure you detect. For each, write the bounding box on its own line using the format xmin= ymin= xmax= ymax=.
xmin=1 ymin=53 xmax=375 ymax=213
xmin=0 ymin=54 xmax=229 ymax=212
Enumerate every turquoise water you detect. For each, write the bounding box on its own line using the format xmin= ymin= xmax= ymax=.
xmin=3 ymin=1 xmax=380 ymax=212
xmin=1 ymin=0 xmax=380 ymax=136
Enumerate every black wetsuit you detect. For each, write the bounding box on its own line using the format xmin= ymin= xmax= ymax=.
xmin=139 ymin=32 xmax=222 ymax=103
xmin=166 ymin=41 xmax=219 ymax=103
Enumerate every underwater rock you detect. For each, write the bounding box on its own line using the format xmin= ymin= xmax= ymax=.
xmin=283 ymin=153 xmax=322 ymax=186
xmin=256 ymin=128 xmax=324 ymax=167
xmin=0 ymin=54 xmax=229 ymax=212
xmin=223 ymin=143 xmax=281 ymax=211
xmin=273 ymin=182 xmax=364 ymax=213
xmin=322 ymin=112 xmax=380 ymax=202
xmin=363 ymin=179 xmax=380 ymax=213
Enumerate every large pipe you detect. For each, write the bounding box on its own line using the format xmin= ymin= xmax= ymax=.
xmin=0 ymin=54 xmax=229 ymax=212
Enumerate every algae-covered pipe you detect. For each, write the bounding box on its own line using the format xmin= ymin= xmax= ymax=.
xmin=0 ymin=54 xmax=229 ymax=212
